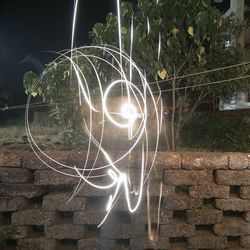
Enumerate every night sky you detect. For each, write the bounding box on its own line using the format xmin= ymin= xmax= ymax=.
xmin=0 ymin=0 xmax=229 ymax=109
xmin=0 ymin=0 xmax=120 ymax=107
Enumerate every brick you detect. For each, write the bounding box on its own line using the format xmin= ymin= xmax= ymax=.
xmin=121 ymin=223 xmax=133 ymax=239
xmin=187 ymin=206 xmax=223 ymax=225
xmin=229 ymin=153 xmax=249 ymax=170
xmin=98 ymin=223 xmax=135 ymax=241
xmin=0 ymin=225 xmax=31 ymax=239
xmin=126 ymin=168 xmax=148 ymax=185
xmin=164 ymin=193 xmax=202 ymax=210
xmin=146 ymin=151 xmax=182 ymax=169
xmin=100 ymin=240 xmax=116 ymax=250
xmin=17 ymin=238 xmax=57 ymax=250
xmin=226 ymin=241 xmax=246 ymax=250
xmin=101 ymin=223 xmax=122 ymax=238
xmin=43 ymin=192 xmax=86 ymax=211
xmin=113 ymin=196 xmax=130 ymax=211
xmin=169 ymin=242 xmax=194 ymax=250
xmin=150 ymin=208 xmax=172 ymax=224
xmin=128 ymin=222 xmax=146 ymax=238
xmin=12 ymin=208 xmax=56 ymax=225
xmin=149 ymin=167 xmax=165 ymax=182
xmin=57 ymin=244 xmax=79 ymax=250
xmin=182 ymin=152 xmax=228 ymax=170
xmin=0 ymin=197 xmax=27 ymax=211
xmin=130 ymin=238 xmax=169 ymax=250
xmin=214 ymin=217 xmax=250 ymax=236
xmin=240 ymin=236 xmax=250 ymax=248
xmin=22 ymin=151 xmax=69 ymax=170
xmin=22 ymin=152 xmax=46 ymax=170
xmin=147 ymin=183 xmax=175 ymax=197
xmin=0 ymin=184 xmax=46 ymax=198
xmin=73 ymin=210 xmax=105 ymax=225
xmin=76 ymin=183 xmax=112 ymax=197
xmin=80 ymin=239 xmax=116 ymax=250
xmin=45 ymin=224 xmax=85 ymax=239
xmin=215 ymin=198 xmax=250 ymax=211
xmin=68 ymin=150 xmax=107 ymax=167
xmin=188 ymin=231 xmax=227 ymax=249
xmin=240 ymin=186 xmax=250 ymax=199
xmin=164 ymin=170 xmax=213 ymax=185
xmin=115 ymin=150 xmax=137 ymax=169
xmin=78 ymin=239 xmax=99 ymax=250
xmin=189 ymin=185 xmax=230 ymax=199
xmin=216 ymin=170 xmax=250 ymax=185
xmin=0 ymin=168 xmax=33 ymax=183
xmin=112 ymin=243 xmax=131 ymax=250
xmin=244 ymin=212 xmax=250 ymax=222
xmin=132 ymin=207 xmax=172 ymax=225
xmin=34 ymin=169 xmax=78 ymax=185
xmin=160 ymin=219 xmax=195 ymax=237
xmin=0 ymin=150 xmax=21 ymax=167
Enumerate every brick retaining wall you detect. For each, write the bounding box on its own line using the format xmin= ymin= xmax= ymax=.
xmin=0 ymin=150 xmax=249 ymax=250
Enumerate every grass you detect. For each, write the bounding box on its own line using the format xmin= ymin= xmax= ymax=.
xmin=0 ymin=118 xmax=60 ymax=146
xmin=0 ymin=117 xmax=88 ymax=149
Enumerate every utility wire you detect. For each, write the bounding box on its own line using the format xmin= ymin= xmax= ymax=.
xmin=153 ymin=74 xmax=250 ymax=94
xmin=1 ymin=61 xmax=250 ymax=112
xmin=1 ymin=73 xmax=249 ymax=112
xmin=149 ymin=61 xmax=250 ymax=86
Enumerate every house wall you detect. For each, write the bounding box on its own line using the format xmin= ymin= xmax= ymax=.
xmin=219 ymin=0 xmax=250 ymax=111
xmin=0 ymin=150 xmax=249 ymax=250
xmin=224 ymin=0 xmax=244 ymax=20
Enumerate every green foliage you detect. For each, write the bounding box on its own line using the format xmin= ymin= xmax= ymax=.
xmin=90 ymin=0 xmax=248 ymax=89
xmin=181 ymin=114 xmax=250 ymax=152
xmin=90 ymin=0 xmax=250 ymax=150
xmin=23 ymin=0 xmax=250 ymax=149
xmin=58 ymin=128 xmax=87 ymax=146
xmin=23 ymin=49 xmax=107 ymax=102
xmin=23 ymin=47 xmax=114 ymax=146
xmin=23 ymin=71 xmax=40 ymax=97
xmin=23 ymin=58 xmax=86 ymax=146
xmin=23 ymin=59 xmax=73 ymax=101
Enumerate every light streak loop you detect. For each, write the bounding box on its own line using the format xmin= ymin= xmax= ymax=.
xmin=25 ymin=0 xmax=162 ymax=227
xmin=25 ymin=45 xmax=162 ymax=225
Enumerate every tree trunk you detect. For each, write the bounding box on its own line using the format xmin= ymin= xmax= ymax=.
xmin=175 ymin=102 xmax=183 ymax=146
xmin=171 ymin=78 xmax=176 ymax=150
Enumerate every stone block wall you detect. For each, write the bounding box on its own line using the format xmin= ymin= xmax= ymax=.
xmin=0 ymin=150 xmax=249 ymax=250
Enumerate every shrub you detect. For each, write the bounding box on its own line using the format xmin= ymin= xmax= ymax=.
xmin=180 ymin=114 xmax=250 ymax=152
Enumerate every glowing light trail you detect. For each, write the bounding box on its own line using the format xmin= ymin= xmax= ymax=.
xmin=25 ymin=1 xmax=163 ymax=227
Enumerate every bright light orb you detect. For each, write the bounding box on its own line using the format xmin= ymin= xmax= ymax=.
xmin=25 ymin=45 xmax=162 ymax=227
xmin=120 ymin=102 xmax=138 ymax=125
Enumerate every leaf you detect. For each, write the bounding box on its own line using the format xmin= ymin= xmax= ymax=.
xmin=197 ymin=54 xmax=201 ymax=62
xmin=219 ymin=19 xmax=222 ymax=27
xmin=157 ymin=68 xmax=168 ymax=80
xmin=171 ymin=26 xmax=179 ymax=37
xmin=199 ymin=46 xmax=205 ymax=55
xmin=31 ymin=91 xmax=38 ymax=97
xmin=187 ymin=26 xmax=194 ymax=37
xmin=201 ymin=0 xmax=208 ymax=8
xmin=93 ymin=23 xmax=104 ymax=37
xmin=121 ymin=26 xmax=128 ymax=34
xmin=23 ymin=71 xmax=38 ymax=95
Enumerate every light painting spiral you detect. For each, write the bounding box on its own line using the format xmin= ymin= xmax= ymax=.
xmin=25 ymin=0 xmax=163 ymax=227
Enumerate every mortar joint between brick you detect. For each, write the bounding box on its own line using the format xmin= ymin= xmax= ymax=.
xmin=180 ymin=153 xmax=184 ymax=169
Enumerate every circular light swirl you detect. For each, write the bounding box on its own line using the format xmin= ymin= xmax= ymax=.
xmin=25 ymin=44 xmax=162 ymax=226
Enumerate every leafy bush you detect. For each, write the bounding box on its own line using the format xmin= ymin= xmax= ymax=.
xmin=180 ymin=114 xmax=250 ymax=152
